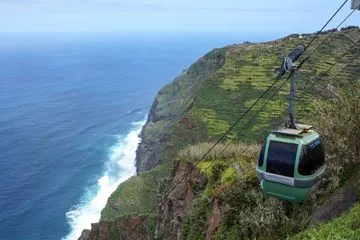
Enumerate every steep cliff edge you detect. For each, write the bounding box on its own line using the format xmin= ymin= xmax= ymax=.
xmin=135 ymin=48 xmax=227 ymax=172
xmin=79 ymin=27 xmax=360 ymax=240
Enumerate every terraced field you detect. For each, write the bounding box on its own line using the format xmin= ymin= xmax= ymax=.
xmin=188 ymin=29 xmax=360 ymax=142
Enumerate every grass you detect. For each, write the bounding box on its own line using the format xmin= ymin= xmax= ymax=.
xmin=101 ymin=162 xmax=172 ymax=221
xmin=192 ymin=109 xmax=230 ymax=137
xmin=181 ymin=198 xmax=213 ymax=240
xmin=178 ymin=142 xmax=259 ymax=163
xmin=220 ymin=167 xmax=236 ymax=184
xmin=291 ymin=203 xmax=360 ymax=240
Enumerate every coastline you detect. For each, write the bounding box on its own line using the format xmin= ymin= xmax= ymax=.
xmin=63 ymin=119 xmax=146 ymax=240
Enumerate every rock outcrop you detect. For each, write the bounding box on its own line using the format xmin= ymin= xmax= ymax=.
xmin=79 ymin=216 xmax=150 ymax=240
xmin=156 ymin=162 xmax=206 ymax=240
xmin=309 ymin=186 xmax=358 ymax=226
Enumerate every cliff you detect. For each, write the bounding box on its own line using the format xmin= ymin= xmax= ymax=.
xmin=135 ymin=48 xmax=228 ymax=172
xmin=80 ymin=27 xmax=360 ymax=240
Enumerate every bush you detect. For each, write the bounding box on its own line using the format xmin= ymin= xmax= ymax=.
xmin=315 ymin=82 xmax=360 ymax=187
xmin=181 ymin=198 xmax=212 ymax=240
xmin=214 ymin=179 xmax=292 ymax=240
xmin=178 ymin=142 xmax=259 ymax=163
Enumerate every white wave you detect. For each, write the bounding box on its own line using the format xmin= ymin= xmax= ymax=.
xmin=62 ymin=120 xmax=145 ymax=240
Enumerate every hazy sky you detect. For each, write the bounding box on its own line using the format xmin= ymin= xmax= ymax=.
xmin=0 ymin=0 xmax=358 ymax=33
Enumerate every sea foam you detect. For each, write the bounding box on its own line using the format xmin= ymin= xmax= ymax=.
xmin=62 ymin=120 xmax=145 ymax=240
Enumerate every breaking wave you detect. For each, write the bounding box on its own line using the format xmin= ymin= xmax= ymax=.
xmin=62 ymin=120 xmax=145 ymax=240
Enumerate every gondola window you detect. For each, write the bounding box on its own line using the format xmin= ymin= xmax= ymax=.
xmin=267 ymin=141 xmax=298 ymax=177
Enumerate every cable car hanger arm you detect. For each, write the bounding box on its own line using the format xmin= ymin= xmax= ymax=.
xmin=275 ymin=45 xmax=305 ymax=130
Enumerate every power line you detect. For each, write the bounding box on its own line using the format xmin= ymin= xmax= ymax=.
xmin=221 ymin=46 xmax=360 ymax=191
xmin=298 ymin=38 xmax=360 ymax=102
xmin=299 ymin=6 xmax=358 ymax=68
xmin=209 ymin=113 xmax=287 ymax=188
xmin=128 ymin=65 xmax=292 ymax=239
xmin=187 ymin=78 xmax=291 ymax=188
xmin=125 ymin=3 xmax=353 ymax=238
xmin=194 ymin=44 xmax=359 ymax=127
xmin=194 ymin=8 xmax=358 ymax=116
xmin=214 ymin=34 xmax=360 ymax=190
xmin=302 ymin=0 xmax=349 ymax=52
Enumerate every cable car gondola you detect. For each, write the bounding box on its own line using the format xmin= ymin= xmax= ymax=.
xmin=256 ymin=45 xmax=326 ymax=202
xmin=257 ymin=125 xmax=326 ymax=201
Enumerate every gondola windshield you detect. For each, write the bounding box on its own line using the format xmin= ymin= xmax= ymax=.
xmin=267 ymin=141 xmax=297 ymax=177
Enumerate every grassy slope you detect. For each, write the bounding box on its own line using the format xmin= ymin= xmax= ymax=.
xmin=100 ymin=28 xmax=360 ymax=238
xmin=291 ymin=203 xmax=360 ymax=240
xmin=290 ymin=168 xmax=360 ymax=240
xmin=101 ymin=162 xmax=172 ymax=220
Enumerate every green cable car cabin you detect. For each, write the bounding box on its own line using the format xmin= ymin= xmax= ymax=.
xmin=256 ymin=45 xmax=326 ymax=201
xmin=256 ymin=125 xmax=326 ymax=202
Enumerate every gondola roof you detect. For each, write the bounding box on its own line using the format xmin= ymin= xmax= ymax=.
xmin=267 ymin=127 xmax=320 ymax=145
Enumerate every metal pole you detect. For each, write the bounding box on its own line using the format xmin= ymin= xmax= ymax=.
xmin=275 ymin=45 xmax=305 ymax=129
xmin=288 ymin=70 xmax=297 ymax=129
xmin=283 ymin=57 xmax=298 ymax=129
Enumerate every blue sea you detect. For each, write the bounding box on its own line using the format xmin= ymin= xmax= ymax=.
xmin=0 ymin=32 xmax=275 ymax=240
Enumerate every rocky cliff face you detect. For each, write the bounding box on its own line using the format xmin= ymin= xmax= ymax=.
xmin=79 ymin=216 xmax=150 ymax=240
xmin=156 ymin=162 xmax=206 ymax=240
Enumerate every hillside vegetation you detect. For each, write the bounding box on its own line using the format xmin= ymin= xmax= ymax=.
xmin=291 ymin=203 xmax=360 ymax=240
xmin=81 ymin=27 xmax=360 ymax=240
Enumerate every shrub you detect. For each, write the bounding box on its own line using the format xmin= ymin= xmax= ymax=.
xmin=181 ymin=198 xmax=212 ymax=240
xmin=315 ymin=82 xmax=360 ymax=187
xmin=214 ymin=179 xmax=291 ymax=240
xmin=178 ymin=142 xmax=259 ymax=164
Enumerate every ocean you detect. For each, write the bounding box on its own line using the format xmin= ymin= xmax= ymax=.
xmin=0 ymin=32 xmax=275 ymax=240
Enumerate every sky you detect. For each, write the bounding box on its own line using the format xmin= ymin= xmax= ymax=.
xmin=0 ymin=0 xmax=358 ymax=34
